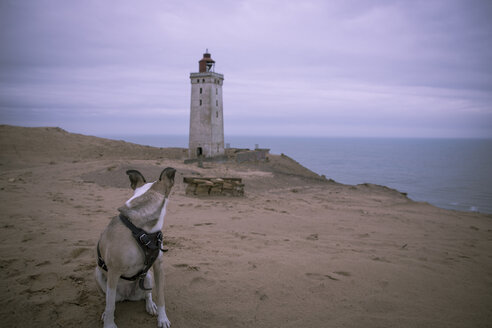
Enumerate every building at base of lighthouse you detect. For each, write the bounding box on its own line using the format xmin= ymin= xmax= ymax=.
xmin=188 ymin=51 xmax=225 ymax=159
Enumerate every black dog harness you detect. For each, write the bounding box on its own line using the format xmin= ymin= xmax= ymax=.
xmin=97 ymin=214 xmax=166 ymax=290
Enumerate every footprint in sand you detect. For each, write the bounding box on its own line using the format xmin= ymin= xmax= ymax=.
xmin=18 ymin=272 xmax=59 ymax=292
xmin=233 ymin=232 xmax=248 ymax=240
xmin=173 ymin=263 xmax=200 ymax=271
xmin=35 ymin=260 xmax=51 ymax=267
xmin=193 ymin=222 xmax=214 ymax=226
xmin=70 ymin=247 xmax=92 ymax=259
xmin=73 ymin=240 xmax=93 ymax=247
xmin=372 ymin=256 xmax=391 ymax=263
xmin=306 ymin=234 xmax=318 ymax=241
xmin=189 ymin=276 xmax=215 ymax=288
xmin=22 ymin=233 xmax=36 ymax=242
xmin=68 ymin=274 xmax=85 ymax=285
xmin=305 ymin=272 xmax=340 ymax=281
xmin=255 ymin=289 xmax=268 ymax=301
xmin=1 ymin=259 xmax=22 ymax=277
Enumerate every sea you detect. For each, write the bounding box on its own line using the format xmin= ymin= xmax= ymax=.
xmin=101 ymin=134 xmax=492 ymax=214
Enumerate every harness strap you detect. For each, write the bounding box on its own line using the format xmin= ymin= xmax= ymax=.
xmin=119 ymin=215 xmax=164 ymax=254
xmin=97 ymin=242 xmax=108 ymax=271
xmin=96 ymin=214 xmax=166 ymax=290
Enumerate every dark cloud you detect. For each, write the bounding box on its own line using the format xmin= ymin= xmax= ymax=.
xmin=1 ymin=0 xmax=491 ymax=137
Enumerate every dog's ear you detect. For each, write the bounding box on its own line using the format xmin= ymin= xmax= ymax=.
xmin=159 ymin=167 xmax=176 ymax=184
xmin=126 ymin=170 xmax=146 ymax=190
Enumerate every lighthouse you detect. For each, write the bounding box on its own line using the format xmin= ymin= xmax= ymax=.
xmin=188 ymin=50 xmax=225 ymax=158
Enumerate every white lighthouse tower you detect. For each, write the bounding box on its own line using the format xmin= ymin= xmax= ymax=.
xmin=188 ymin=50 xmax=225 ymax=158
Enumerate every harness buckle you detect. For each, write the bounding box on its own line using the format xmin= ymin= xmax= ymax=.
xmin=139 ymin=233 xmax=151 ymax=246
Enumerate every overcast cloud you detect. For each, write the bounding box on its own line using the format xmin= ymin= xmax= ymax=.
xmin=1 ymin=0 xmax=491 ymax=138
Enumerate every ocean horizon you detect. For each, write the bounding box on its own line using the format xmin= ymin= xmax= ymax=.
xmin=100 ymin=134 xmax=492 ymax=214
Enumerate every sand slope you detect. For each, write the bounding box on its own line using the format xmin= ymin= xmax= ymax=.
xmin=1 ymin=125 xmax=491 ymax=328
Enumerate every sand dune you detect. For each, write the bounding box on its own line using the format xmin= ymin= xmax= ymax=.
xmin=0 ymin=125 xmax=491 ymax=328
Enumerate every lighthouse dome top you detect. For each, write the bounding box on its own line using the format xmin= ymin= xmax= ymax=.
xmin=199 ymin=50 xmax=216 ymax=73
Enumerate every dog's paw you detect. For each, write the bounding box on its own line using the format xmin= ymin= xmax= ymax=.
xmin=157 ymin=316 xmax=171 ymax=328
xmin=157 ymin=306 xmax=171 ymax=327
xmin=146 ymin=298 xmax=158 ymax=316
xmin=104 ymin=324 xmax=118 ymax=328
xmin=101 ymin=311 xmax=118 ymax=328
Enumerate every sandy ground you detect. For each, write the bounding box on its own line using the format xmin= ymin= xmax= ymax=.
xmin=1 ymin=125 xmax=491 ymax=328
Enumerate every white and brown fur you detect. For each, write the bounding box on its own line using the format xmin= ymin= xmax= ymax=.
xmin=95 ymin=167 xmax=176 ymax=328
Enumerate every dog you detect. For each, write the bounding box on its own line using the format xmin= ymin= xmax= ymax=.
xmin=95 ymin=167 xmax=176 ymax=328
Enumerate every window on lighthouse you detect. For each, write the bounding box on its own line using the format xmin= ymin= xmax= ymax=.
xmin=200 ymin=88 xmax=202 ymax=94
xmin=200 ymin=99 xmax=202 ymax=106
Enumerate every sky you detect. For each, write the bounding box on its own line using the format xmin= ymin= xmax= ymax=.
xmin=1 ymin=0 xmax=491 ymax=138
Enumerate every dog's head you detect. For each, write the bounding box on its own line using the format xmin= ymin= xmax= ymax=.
xmin=118 ymin=167 xmax=176 ymax=224
xmin=126 ymin=167 xmax=176 ymax=198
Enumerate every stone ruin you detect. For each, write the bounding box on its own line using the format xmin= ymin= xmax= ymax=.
xmin=183 ymin=177 xmax=244 ymax=196
xmin=183 ymin=148 xmax=270 ymax=165
xmin=233 ymin=148 xmax=270 ymax=163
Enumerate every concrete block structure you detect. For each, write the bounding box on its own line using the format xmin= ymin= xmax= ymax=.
xmin=183 ymin=177 xmax=244 ymax=197
xmin=189 ymin=51 xmax=225 ymax=158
